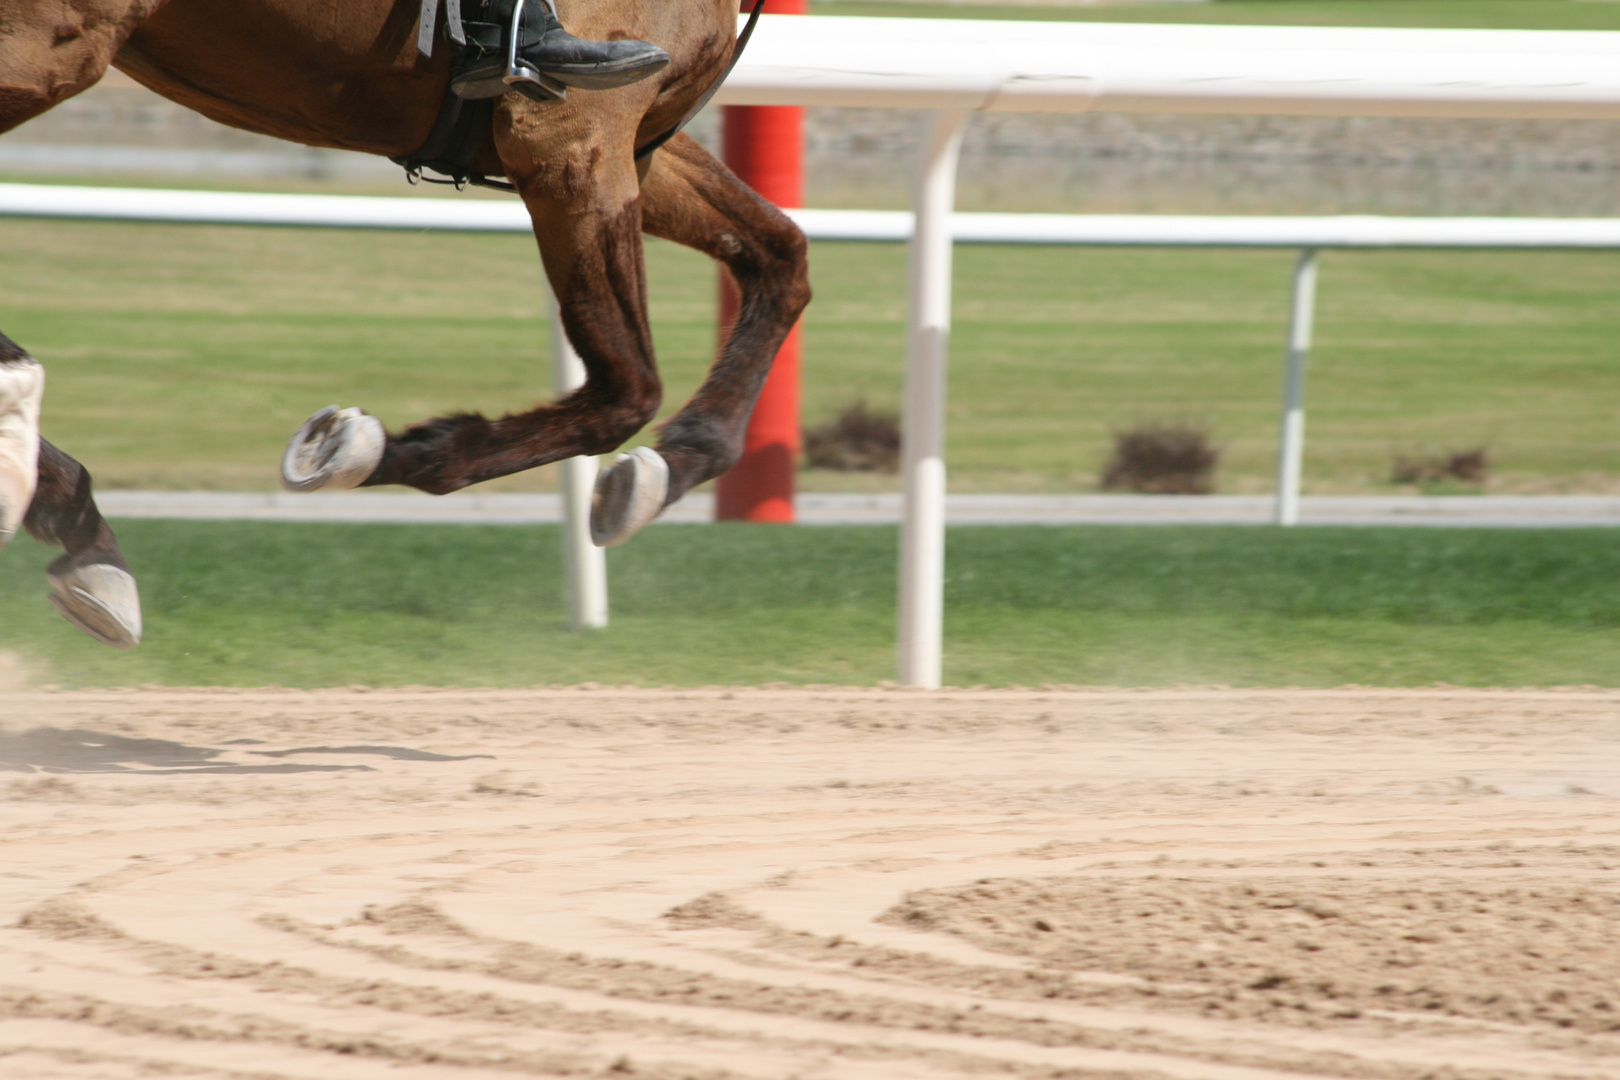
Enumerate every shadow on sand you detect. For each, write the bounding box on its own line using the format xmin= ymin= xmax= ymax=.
xmin=0 ymin=727 xmax=492 ymax=775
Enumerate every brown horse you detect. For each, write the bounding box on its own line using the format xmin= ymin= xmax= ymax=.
xmin=0 ymin=0 xmax=810 ymax=648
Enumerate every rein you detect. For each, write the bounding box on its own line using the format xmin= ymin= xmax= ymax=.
xmin=396 ymin=0 xmax=768 ymax=192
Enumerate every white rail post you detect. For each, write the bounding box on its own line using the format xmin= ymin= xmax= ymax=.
xmin=1274 ymin=248 xmax=1319 ymax=527
xmin=547 ymin=286 xmax=609 ymax=629
xmin=898 ymin=109 xmax=969 ymax=689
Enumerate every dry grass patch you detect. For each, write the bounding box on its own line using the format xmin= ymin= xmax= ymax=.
xmin=1101 ymin=421 xmax=1220 ymax=495
xmin=803 ymin=401 xmax=901 ymax=473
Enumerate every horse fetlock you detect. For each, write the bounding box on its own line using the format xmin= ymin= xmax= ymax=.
xmin=281 ymin=406 xmax=386 ymax=492
xmin=589 ymin=446 xmax=668 ymax=547
xmin=0 ymin=356 xmax=44 ymax=548
xmin=48 ymin=561 xmax=141 ymax=648
xmin=658 ymin=427 xmax=741 ymax=494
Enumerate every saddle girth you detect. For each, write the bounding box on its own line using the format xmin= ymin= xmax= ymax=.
xmin=390 ymin=94 xmax=503 ymax=190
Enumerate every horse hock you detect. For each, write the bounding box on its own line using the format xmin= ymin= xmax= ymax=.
xmin=0 ymin=344 xmax=44 ymax=549
xmin=282 ymin=406 xmax=387 ymax=492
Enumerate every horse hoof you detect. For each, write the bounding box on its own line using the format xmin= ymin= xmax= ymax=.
xmin=48 ymin=564 xmax=142 ymax=648
xmin=590 ymin=446 xmax=668 ymax=548
xmin=0 ymin=357 xmax=44 ymax=549
xmin=281 ymin=406 xmax=385 ymax=492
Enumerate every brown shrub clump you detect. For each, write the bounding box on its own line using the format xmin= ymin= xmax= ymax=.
xmin=803 ymin=401 xmax=901 ymax=473
xmin=1101 ymin=421 xmax=1219 ymax=495
xmin=1392 ymin=448 xmax=1490 ymax=485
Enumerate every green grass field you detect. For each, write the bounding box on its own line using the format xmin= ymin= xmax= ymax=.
xmin=4 ymin=520 xmax=1618 ymax=688
xmin=1 ymin=217 xmax=1617 ymax=495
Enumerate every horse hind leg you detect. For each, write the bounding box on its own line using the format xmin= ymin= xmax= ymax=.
xmin=0 ymin=333 xmax=44 ymax=548
xmin=598 ymin=133 xmax=811 ymax=546
xmin=25 ymin=438 xmax=141 ymax=647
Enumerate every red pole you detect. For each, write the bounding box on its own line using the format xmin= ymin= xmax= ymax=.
xmin=715 ymin=0 xmax=805 ymax=523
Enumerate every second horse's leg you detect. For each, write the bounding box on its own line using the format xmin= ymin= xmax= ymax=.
xmin=0 ymin=332 xmax=44 ymax=547
xmin=0 ymin=330 xmax=139 ymax=646
xmin=25 ymin=438 xmax=142 ymax=647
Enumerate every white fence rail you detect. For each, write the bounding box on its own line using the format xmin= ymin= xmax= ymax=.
xmin=719 ymin=15 xmax=1620 ymax=119
xmin=11 ymin=183 xmax=1620 ymax=249
xmin=11 ymin=14 xmax=1620 ymax=686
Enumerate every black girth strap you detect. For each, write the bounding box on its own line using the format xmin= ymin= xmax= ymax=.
xmin=390 ymin=92 xmax=507 ymax=190
xmin=396 ymin=0 xmax=767 ymax=190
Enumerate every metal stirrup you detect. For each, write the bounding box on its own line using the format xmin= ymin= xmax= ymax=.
xmin=503 ymin=0 xmax=541 ymax=87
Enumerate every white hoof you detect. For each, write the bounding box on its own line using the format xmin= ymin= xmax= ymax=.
xmin=0 ymin=357 xmax=43 ymax=549
xmin=48 ymin=564 xmax=142 ymax=649
xmin=281 ymin=406 xmax=385 ymax=492
xmin=590 ymin=446 xmax=669 ymax=548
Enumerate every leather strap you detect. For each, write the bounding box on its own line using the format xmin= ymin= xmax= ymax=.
xmin=416 ymin=0 xmax=438 ymax=57
xmin=447 ymin=0 xmax=466 ymax=45
xmin=391 ymin=93 xmax=495 ymax=182
xmin=417 ymin=0 xmax=468 ymax=57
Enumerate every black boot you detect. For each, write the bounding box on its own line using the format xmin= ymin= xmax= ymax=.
xmin=452 ymin=0 xmax=670 ymax=101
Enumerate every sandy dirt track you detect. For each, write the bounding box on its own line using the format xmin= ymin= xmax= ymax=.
xmin=2 ymin=686 xmax=1618 ymax=1080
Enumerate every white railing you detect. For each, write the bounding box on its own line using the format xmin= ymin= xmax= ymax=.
xmin=11 ymin=15 xmax=1620 ymax=685
xmin=719 ymin=15 xmax=1620 ymax=118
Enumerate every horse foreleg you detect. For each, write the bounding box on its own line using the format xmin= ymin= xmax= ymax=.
xmin=637 ymin=134 xmax=811 ymax=508
xmin=282 ymin=137 xmax=664 ymax=514
xmin=24 ymin=438 xmax=141 ymax=647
